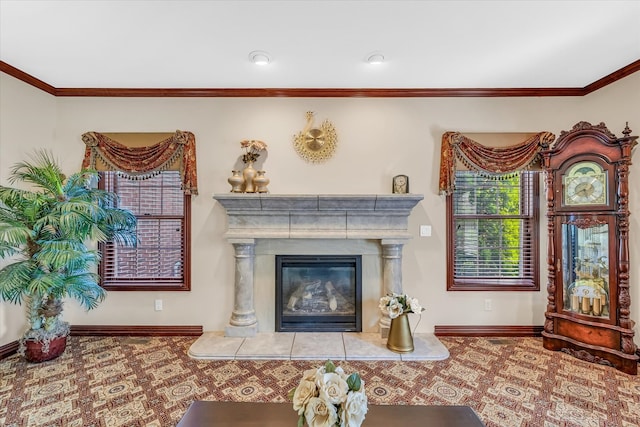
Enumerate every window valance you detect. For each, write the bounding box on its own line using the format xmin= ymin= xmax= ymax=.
xmin=81 ymin=130 xmax=198 ymax=195
xmin=439 ymin=131 xmax=555 ymax=195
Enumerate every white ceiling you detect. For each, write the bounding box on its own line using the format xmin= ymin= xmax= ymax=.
xmin=1 ymin=0 xmax=639 ymax=89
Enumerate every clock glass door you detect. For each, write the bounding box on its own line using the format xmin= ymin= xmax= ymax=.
xmin=560 ymin=220 xmax=611 ymax=320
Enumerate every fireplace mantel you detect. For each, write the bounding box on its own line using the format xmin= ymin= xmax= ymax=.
xmin=213 ymin=194 xmax=424 ymax=240
xmin=213 ymin=193 xmax=424 ymax=337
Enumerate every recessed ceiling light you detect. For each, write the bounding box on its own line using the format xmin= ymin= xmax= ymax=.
xmin=249 ymin=50 xmax=271 ymax=65
xmin=366 ymin=52 xmax=385 ymax=65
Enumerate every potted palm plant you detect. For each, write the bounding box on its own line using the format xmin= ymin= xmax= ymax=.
xmin=0 ymin=151 xmax=137 ymax=362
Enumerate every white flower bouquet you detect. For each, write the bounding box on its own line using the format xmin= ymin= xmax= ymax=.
xmin=289 ymin=360 xmax=368 ymax=427
xmin=378 ymin=292 xmax=424 ymax=319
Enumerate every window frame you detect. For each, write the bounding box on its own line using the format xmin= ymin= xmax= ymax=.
xmin=446 ymin=170 xmax=540 ymax=292
xmin=98 ymin=171 xmax=191 ymax=291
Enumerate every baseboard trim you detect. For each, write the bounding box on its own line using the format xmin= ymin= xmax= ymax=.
xmin=1 ymin=326 xmax=203 ymax=359
xmin=434 ymin=325 xmax=544 ymax=337
xmin=70 ymin=325 xmax=203 ymax=336
xmin=0 ymin=340 xmax=19 ymax=359
xmin=0 ymin=325 xmax=550 ymax=359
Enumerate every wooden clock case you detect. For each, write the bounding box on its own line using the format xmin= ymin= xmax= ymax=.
xmin=541 ymin=121 xmax=638 ymax=375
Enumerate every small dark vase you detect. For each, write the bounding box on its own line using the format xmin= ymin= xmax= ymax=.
xmin=24 ymin=335 xmax=67 ymax=363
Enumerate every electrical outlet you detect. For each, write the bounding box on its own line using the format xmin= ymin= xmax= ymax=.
xmin=420 ymin=225 xmax=432 ymax=237
xmin=484 ymin=299 xmax=492 ymax=311
xmin=154 ymin=299 xmax=163 ymax=311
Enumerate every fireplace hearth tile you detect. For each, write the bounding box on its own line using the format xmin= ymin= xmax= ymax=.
xmin=187 ymin=332 xmax=450 ymax=361
xmin=399 ymin=334 xmax=450 ymax=361
xmin=291 ymin=332 xmax=346 ymax=360
xmin=343 ymin=333 xmax=401 ymax=360
xmin=187 ymin=331 xmax=244 ymax=359
xmin=236 ymin=333 xmax=295 ymax=360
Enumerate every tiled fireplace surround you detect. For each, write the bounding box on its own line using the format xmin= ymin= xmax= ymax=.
xmin=213 ymin=194 xmax=424 ymax=338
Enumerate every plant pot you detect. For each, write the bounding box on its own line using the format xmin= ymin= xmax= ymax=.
xmin=23 ymin=334 xmax=67 ymax=363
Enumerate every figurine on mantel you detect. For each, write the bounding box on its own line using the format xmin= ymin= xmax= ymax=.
xmin=228 ymin=139 xmax=269 ymax=193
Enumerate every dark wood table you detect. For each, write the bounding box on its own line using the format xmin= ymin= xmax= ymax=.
xmin=177 ymin=401 xmax=486 ymax=427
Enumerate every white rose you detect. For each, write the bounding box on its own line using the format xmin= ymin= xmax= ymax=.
xmin=335 ymin=366 xmax=348 ymax=380
xmin=305 ymin=396 xmax=338 ymax=427
xmin=317 ymin=372 xmax=349 ymax=405
xmin=387 ymin=300 xmax=404 ymax=319
xmin=293 ymin=379 xmax=317 ymax=415
xmin=302 ymin=368 xmax=319 ymax=382
xmin=340 ymin=388 xmax=368 ymax=427
xmin=378 ymin=295 xmax=392 ymax=311
xmin=408 ymin=297 xmax=423 ymax=314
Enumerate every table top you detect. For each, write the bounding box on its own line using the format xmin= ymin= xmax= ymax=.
xmin=177 ymin=401 xmax=486 ymax=427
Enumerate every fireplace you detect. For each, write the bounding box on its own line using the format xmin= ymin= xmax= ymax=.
xmin=212 ymin=194 xmax=423 ymax=337
xmin=276 ymin=255 xmax=362 ymax=332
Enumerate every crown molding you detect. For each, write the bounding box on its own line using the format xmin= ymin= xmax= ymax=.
xmin=1 ymin=60 xmax=638 ymax=98
xmin=583 ymin=59 xmax=640 ymax=94
xmin=0 ymin=61 xmax=56 ymax=95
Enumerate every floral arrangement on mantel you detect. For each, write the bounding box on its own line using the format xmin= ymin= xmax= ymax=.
xmin=240 ymin=139 xmax=267 ymax=163
xmin=379 ymin=292 xmax=424 ymax=319
xmin=289 ymin=360 xmax=368 ymax=427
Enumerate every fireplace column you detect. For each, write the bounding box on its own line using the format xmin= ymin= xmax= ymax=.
xmin=225 ymin=239 xmax=258 ymax=337
xmin=379 ymin=239 xmax=407 ymax=337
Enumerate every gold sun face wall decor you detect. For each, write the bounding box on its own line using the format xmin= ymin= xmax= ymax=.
xmin=293 ymin=111 xmax=338 ymax=163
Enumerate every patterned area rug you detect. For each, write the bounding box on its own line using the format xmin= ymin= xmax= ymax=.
xmin=1 ymin=336 xmax=638 ymax=426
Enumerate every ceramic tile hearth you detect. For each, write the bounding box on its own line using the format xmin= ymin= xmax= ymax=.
xmin=188 ymin=332 xmax=449 ymax=361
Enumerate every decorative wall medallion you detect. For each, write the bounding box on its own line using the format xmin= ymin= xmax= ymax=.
xmin=293 ymin=111 xmax=337 ymax=163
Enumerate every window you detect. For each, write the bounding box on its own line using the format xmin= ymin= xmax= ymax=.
xmin=100 ymin=171 xmax=191 ymax=291
xmin=446 ymin=170 xmax=539 ymax=291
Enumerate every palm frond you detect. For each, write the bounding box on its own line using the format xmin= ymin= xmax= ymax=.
xmin=27 ymin=272 xmax=64 ymax=298
xmin=0 ymin=187 xmax=50 ymax=226
xmin=63 ymin=170 xmax=99 ymax=197
xmin=9 ymin=150 xmax=65 ymax=196
xmin=34 ymin=241 xmax=98 ymax=273
xmin=0 ymin=222 xmax=31 ymax=249
xmin=62 ymin=273 xmax=106 ymax=310
xmin=0 ymin=261 xmax=38 ymax=304
xmin=0 ymin=242 xmax=22 ymax=259
xmin=100 ymin=208 xmax=138 ymax=246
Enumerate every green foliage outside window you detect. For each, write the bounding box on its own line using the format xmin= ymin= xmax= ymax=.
xmin=453 ymin=172 xmax=534 ymax=280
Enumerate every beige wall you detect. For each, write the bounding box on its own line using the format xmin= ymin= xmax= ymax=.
xmin=1 ymin=71 xmax=639 ymax=346
xmin=0 ymin=75 xmax=58 ymax=344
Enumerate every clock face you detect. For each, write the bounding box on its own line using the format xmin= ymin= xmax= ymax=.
xmin=563 ymin=161 xmax=608 ymax=206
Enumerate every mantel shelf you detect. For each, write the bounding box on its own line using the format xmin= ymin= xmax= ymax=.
xmin=213 ymin=193 xmax=424 ymax=240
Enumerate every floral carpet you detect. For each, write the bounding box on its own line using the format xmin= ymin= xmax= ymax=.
xmin=1 ymin=335 xmax=639 ymax=426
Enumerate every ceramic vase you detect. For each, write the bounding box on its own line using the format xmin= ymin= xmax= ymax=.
xmin=228 ymin=170 xmax=244 ymax=193
xmin=242 ymin=162 xmax=257 ymax=193
xmin=386 ymin=313 xmax=414 ymax=353
xmin=253 ymin=170 xmax=270 ymax=193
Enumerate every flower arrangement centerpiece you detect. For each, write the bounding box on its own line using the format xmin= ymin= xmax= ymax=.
xmin=240 ymin=139 xmax=267 ymax=164
xmin=379 ymin=292 xmax=425 ymax=353
xmin=289 ymin=360 xmax=368 ymax=427
xmin=378 ymin=292 xmax=424 ymax=319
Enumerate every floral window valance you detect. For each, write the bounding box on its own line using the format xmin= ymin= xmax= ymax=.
xmin=81 ymin=130 xmax=198 ymax=195
xmin=439 ymin=131 xmax=556 ymax=195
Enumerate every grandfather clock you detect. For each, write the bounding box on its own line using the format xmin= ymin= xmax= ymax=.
xmin=541 ymin=121 xmax=638 ymax=375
